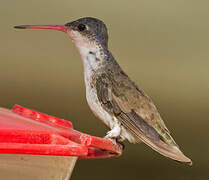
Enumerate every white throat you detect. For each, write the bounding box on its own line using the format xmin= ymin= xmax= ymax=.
xmin=79 ymin=46 xmax=100 ymax=71
xmin=75 ymin=44 xmax=105 ymax=82
xmin=67 ymin=30 xmax=105 ymax=73
xmin=67 ymin=29 xmax=106 ymax=87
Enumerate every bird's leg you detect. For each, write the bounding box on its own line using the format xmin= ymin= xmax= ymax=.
xmin=105 ymin=118 xmax=121 ymax=144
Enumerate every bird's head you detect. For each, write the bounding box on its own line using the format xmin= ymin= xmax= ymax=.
xmin=14 ymin=17 xmax=109 ymax=50
xmin=65 ymin=17 xmax=108 ymax=48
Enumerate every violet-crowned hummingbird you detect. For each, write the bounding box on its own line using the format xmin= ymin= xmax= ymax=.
xmin=14 ymin=17 xmax=192 ymax=165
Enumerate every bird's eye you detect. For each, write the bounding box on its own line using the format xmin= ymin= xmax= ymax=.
xmin=77 ymin=24 xmax=86 ymax=31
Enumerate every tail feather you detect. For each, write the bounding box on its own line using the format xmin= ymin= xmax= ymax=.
xmin=138 ymin=134 xmax=192 ymax=165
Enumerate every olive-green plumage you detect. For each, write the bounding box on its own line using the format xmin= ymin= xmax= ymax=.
xmin=91 ymin=51 xmax=176 ymax=146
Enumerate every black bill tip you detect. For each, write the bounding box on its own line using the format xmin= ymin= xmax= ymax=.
xmin=14 ymin=25 xmax=29 ymax=29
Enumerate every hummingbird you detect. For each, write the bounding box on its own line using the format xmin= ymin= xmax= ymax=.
xmin=14 ymin=17 xmax=192 ymax=165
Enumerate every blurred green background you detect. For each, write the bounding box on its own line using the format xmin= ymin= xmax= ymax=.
xmin=0 ymin=0 xmax=209 ymax=179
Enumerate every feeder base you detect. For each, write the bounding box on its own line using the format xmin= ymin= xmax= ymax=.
xmin=0 ymin=154 xmax=77 ymax=180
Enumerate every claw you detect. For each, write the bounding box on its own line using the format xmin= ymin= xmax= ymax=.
xmin=104 ymin=136 xmax=117 ymax=145
xmin=117 ymin=141 xmax=125 ymax=150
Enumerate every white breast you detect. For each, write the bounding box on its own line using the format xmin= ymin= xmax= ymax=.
xmin=75 ymin=43 xmax=136 ymax=143
xmin=82 ymin=51 xmax=115 ymax=129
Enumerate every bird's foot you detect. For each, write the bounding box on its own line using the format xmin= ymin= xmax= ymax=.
xmin=104 ymin=123 xmax=121 ymax=139
xmin=104 ymin=123 xmax=122 ymax=145
xmin=104 ymin=136 xmax=117 ymax=145
xmin=104 ymin=136 xmax=125 ymax=150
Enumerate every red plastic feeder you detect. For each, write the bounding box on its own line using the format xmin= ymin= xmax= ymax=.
xmin=0 ymin=105 xmax=122 ymax=180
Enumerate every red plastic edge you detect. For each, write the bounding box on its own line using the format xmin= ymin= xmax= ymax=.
xmin=0 ymin=105 xmax=122 ymax=158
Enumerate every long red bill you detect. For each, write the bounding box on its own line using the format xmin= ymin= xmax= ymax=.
xmin=14 ymin=25 xmax=68 ymax=33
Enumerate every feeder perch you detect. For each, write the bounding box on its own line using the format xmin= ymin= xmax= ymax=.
xmin=0 ymin=105 xmax=122 ymax=180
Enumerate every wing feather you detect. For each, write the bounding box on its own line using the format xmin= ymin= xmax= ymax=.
xmin=95 ymin=71 xmax=192 ymax=164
